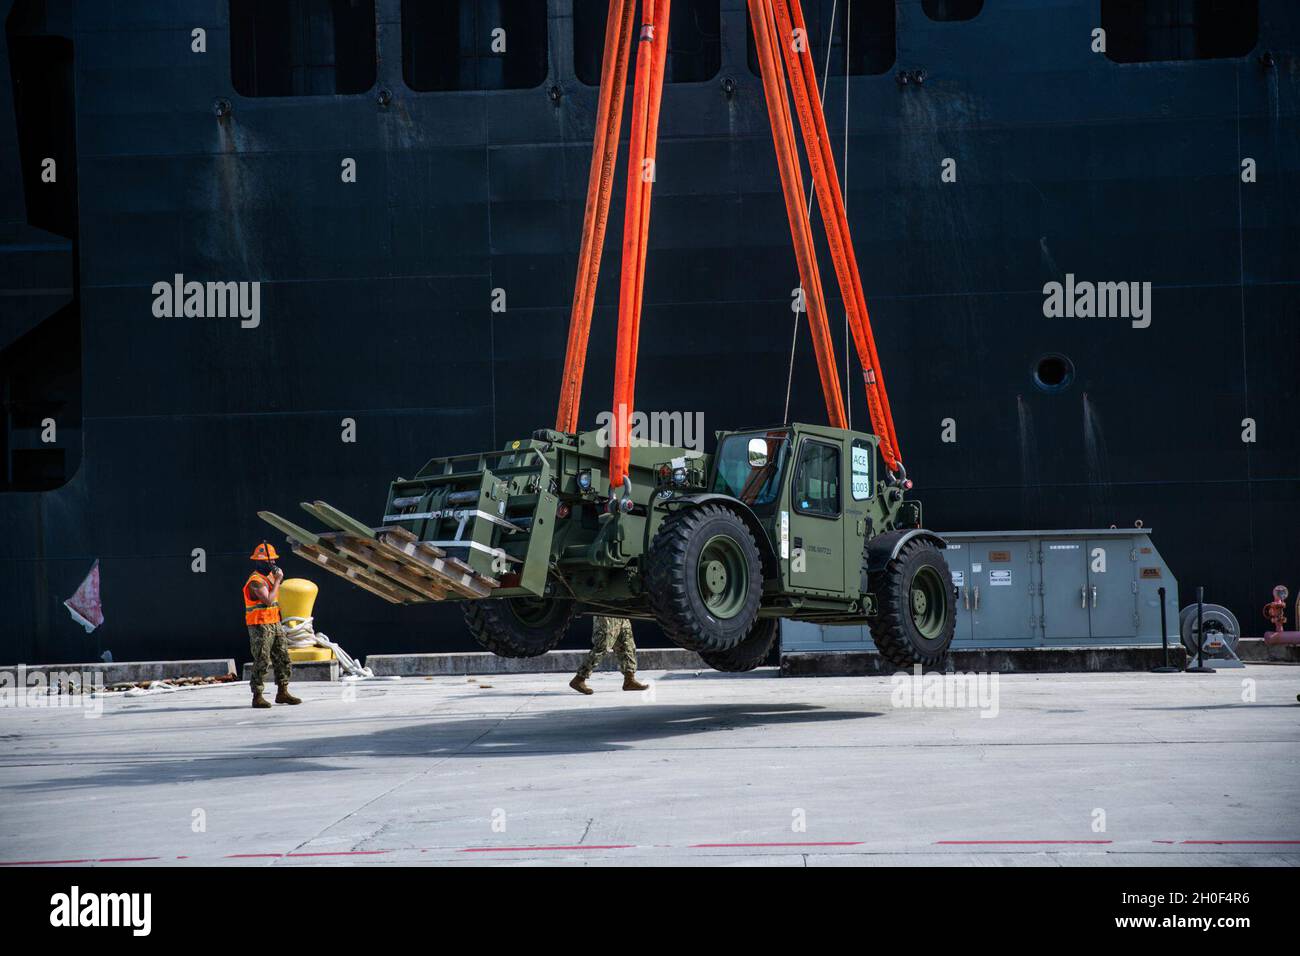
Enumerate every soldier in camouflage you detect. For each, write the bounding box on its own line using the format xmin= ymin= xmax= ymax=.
xmin=569 ymin=615 xmax=649 ymax=695
xmin=243 ymin=543 xmax=301 ymax=708
xmin=247 ymin=622 xmax=294 ymax=701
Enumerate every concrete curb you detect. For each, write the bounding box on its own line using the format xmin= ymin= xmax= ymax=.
xmin=0 ymin=659 xmax=236 ymax=684
xmin=366 ymin=648 xmax=706 ymax=676
xmin=1237 ymin=638 xmax=1300 ymax=663
xmin=780 ymin=645 xmax=1190 ymax=676
xmin=240 ymin=659 xmax=340 ymax=683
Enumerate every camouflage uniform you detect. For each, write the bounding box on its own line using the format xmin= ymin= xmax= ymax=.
xmin=576 ymin=615 xmax=638 ymax=679
xmin=247 ymin=622 xmax=291 ymax=694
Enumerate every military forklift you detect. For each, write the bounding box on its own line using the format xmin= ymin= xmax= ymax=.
xmin=260 ymin=422 xmax=955 ymax=671
xmin=260 ymin=0 xmax=958 ymax=671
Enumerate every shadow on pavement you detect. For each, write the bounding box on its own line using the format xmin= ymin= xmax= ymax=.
xmin=4 ymin=701 xmax=879 ymax=792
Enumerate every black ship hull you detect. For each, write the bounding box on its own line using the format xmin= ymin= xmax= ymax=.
xmin=2 ymin=0 xmax=1296 ymax=665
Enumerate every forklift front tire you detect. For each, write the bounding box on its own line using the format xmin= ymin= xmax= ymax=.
xmin=645 ymin=503 xmax=764 ymax=653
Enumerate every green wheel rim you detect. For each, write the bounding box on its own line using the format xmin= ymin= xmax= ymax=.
xmin=509 ymin=597 xmax=554 ymax=627
xmin=697 ymin=534 xmax=750 ymax=619
xmin=908 ymin=565 xmax=947 ymax=640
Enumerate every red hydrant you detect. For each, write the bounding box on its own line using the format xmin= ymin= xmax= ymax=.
xmin=1262 ymin=584 xmax=1300 ymax=648
xmin=1264 ymin=585 xmax=1289 ymax=635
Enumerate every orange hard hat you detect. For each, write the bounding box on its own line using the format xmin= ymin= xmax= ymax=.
xmin=250 ymin=543 xmax=280 ymax=561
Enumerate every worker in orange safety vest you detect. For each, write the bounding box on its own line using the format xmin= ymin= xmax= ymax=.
xmin=243 ymin=543 xmax=301 ymax=709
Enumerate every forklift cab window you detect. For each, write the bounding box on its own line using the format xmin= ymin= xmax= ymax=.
xmin=712 ymin=431 xmax=789 ymax=509
xmin=794 ymin=440 xmax=839 ymax=517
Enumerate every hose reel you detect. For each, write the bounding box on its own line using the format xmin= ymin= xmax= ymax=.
xmin=1179 ymin=603 xmax=1241 ymax=660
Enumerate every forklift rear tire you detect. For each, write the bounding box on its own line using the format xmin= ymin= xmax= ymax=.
xmin=645 ymin=504 xmax=764 ymax=653
xmin=867 ymin=539 xmax=956 ymax=668
xmin=462 ymin=596 xmax=577 ymax=658
xmin=699 ymin=618 xmax=779 ymax=672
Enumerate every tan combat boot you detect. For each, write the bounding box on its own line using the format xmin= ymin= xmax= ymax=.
xmin=275 ymin=683 xmax=302 ymax=705
xmin=569 ymin=675 xmax=594 ymax=695
xmin=622 ymin=673 xmax=649 ymax=691
xmin=251 ymin=691 xmax=272 ymax=709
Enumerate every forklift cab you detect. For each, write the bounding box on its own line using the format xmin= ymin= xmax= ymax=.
xmin=711 ymin=429 xmax=792 ymax=511
xmin=710 ymin=424 xmax=887 ymax=598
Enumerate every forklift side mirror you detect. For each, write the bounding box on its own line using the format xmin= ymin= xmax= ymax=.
xmin=747 ymin=437 xmax=768 ymax=469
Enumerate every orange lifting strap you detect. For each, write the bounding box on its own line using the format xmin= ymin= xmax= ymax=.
xmin=748 ymin=0 xmax=847 ymax=433
xmin=555 ymin=0 xmax=904 ymax=487
xmin=555 ymin=0 xmax=636 ymax=435
xmin=766 ymin=0 xmax=902 ymax=472
xmin=609 ymin=0 xmax=671 ymax=491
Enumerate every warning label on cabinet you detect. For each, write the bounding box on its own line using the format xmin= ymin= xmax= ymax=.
xmin=989 ymin=569 xmax=1013 ymax=587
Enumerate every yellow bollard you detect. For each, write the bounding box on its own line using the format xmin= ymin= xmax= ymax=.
xmin=278 ymin=578 xmax=318 ymax=621
xmin=278 ymin=578 xmax=335 ymax=662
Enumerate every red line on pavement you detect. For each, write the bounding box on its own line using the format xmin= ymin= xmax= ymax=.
xmin=935 ymin=840 xmax=1113 ymax=845
xmin=1181 ymin=840 xmax=1300 ymax=845
xmin=460 ymin=845 xmax=635 ymax=853
xmin=0 ymin=858 xmax=95 ymax=866
xmin=225 ymin=850 xmax=391 ymax=859
xmin=97 ymin=857 xmax=160 ymax=862
xmin=12 ymin=838 xmax=1294 ymax=866
xmin=690 ymin=841 xmax=864 ymax=848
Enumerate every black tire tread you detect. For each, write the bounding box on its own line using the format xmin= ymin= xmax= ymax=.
xmin=644 ymin=503 xmax=763 ymax=653
xmin=699 ymin=618 xmax=780 ymax=672
xmin=867 ymin=538 xmax=955 ymax=668
xmin=462 ymin=598 xmax=577 ymax=658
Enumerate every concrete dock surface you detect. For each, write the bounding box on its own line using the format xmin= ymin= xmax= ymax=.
xmin=2 ymin=666 xmax=1297 ymax=867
